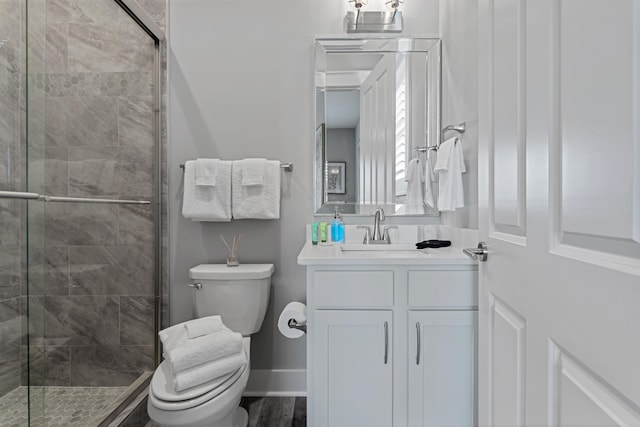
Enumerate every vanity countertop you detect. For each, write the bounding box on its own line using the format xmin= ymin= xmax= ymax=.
xmin=297 ymin=241 xmax=477 ymax=266
xmin=297 ymin=225 xmax=480 ymax=266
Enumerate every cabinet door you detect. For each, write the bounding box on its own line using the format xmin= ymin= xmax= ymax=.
xmin=408 ymin=311 xmax=477 ymax=427
xmin=314 ymin=310 xmax=393 ymax=427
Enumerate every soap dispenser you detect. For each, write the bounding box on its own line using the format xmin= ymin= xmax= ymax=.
xmin=331 ymin=207 xmax=345 ymax=244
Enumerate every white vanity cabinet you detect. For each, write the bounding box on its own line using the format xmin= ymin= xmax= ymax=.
xmin=305 ymin=266 xmax=478 ymax=427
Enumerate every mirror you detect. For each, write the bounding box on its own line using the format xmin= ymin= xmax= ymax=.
xmin=314 ymin=38 xmax=441 ymax=216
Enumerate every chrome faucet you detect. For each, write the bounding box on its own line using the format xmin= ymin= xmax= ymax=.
xmin=372 ymin=207 xmax=385 ymax=241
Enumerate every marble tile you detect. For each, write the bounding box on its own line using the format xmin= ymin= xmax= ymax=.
xmin=120 ymin=296 xmax=154 ymax=346
xmin=69 ymin=344 xmax=153 ymax=386
xmin=46 ymin=0 xmax=119 ymax=25
xmin=44 ymin=147 xmax=69 ymax=196
xmin=118 ymin=96 xmax=154 ymax=147
xmin=67 ymin=22 xmax=153 ymax=73
xmin=21 ymin=246 xmax=70 ymax=296
xmin=0 ymin=358 xmax=20 ymax=398
xmin=0 ymin=297 xmax=21 ymax=357
xmin=43 ymin=202 xmax=118 ymax=246
xmin=26 ymin=0 xmax=48 ymax=74
xmin=68 ymin=147 xmax=118 ymax=196
xmin=43 ymin=295 xmax=119 ymax=345
xmin=45 ymin=96 xmax=118 ymax=147
xmin=27 ymin=75 xmax=47 ymax=147
xmin=0 ymin=0 xmax=21 ymax=73
xmin=135 ymin=0 xmax=167 ymax=32
xmin=45 ymin=23 xmax=69 ymax=73
xmin=118 ymin=201 xmax=154 ymax=246
xmin=20 ymin=296 xmax=45 ymax=346
xmin=45 ymin=71 xmax=153 ymax=98
xmin=116 ymin=145 xmax=154 ymax=196
xmin=68 ymin=245 xmax=154 ymax=296
xmin=0 ymin=200 xmax=20 ymax=246
xmin=20 ymin=345 xmax=70 ymax=386
xmin=0 ymin=246 xmax=20 ymax=292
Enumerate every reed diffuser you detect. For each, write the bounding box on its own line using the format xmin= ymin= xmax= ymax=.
xmin=220 ymin=233 xmax=244 ymax=267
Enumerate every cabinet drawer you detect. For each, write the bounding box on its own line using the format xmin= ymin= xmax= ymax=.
xmin=408 ymin=270 xmax=477 ymax=308
xmin=313 ymin=270 xmax=394 ymax=307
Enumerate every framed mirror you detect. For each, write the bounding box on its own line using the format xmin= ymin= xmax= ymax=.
xmin=314 ymin=37 xmax=441 ymax=216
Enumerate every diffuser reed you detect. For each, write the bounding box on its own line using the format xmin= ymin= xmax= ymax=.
xmin=220 ymin=233 xmax=244 ymax=267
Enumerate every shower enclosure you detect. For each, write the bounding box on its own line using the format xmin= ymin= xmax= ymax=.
xmin=0 ymin=0 xmax=165 ymax=425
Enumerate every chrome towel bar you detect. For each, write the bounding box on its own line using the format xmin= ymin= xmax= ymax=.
xmin=179 ymin=162 xmax=294 ymax=172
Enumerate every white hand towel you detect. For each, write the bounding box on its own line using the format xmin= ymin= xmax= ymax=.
xmin=436 ymin=137 xmax=466 ymax=211
xmin=182 ymin=160 xmax=232 ymax=221
xmin=184 ymin=315 xmax=224 ymax=339
xmin=241 ymin=158 xmax=267 ymax=186
xmin=404 ymin=158 xmax=425 ymax=214
xmin=424 ymin=154 xmax=436 ymax=208
xmin=232 ymin=160 xmax=281 ymax=219
xmin=195 ymin=159 xmax=218 ymax=186
xmin=434 ymin=138 xmax=455 ymax=172
xmin=173 ymin=350 xmax=247 ymax=392
xmin=166 ymin=328 xmax=243 ymax=373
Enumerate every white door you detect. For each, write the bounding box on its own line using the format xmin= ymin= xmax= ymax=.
xmin=408 ymin=310 xmax=477 ymax=427
xmin=360 ymin=54 xmax=396 ymax=205
xmin=314 ymin=310 xmax=393 ymax=427
xmin=478 ymin=1 xmax=640 ymax=426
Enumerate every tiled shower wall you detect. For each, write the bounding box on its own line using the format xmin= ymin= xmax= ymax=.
xmin=1 ymin=0 xmax=166 ymax=394
xmin=0 ymin=0 xmax=24 ymax=398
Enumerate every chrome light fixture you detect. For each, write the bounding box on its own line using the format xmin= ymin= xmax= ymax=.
xmin=346 ymin=0 xmax=403 ymax=33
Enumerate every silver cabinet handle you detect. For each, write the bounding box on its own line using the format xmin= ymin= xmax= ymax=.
xmin=416 ymin=322 xmax=421 ymax=365
xmin=463 ymin=242 xmax=488 ymax=262
xmin=383 ymin=321 xmax=389 ymax=364
xmin=188 ymin=283 xmax=202 ymax=290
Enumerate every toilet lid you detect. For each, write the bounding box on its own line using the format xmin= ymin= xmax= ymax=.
xmin=150 ymin=337 xmax=249 ymax=410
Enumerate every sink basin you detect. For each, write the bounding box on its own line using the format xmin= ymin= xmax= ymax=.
xmin=340 ymin=243 xmax=417 ymax=252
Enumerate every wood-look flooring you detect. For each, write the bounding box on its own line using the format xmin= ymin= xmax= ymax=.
xmin=240 ymin=397 xmax=306 ymax=427
xmin=145 ymin=397 xmax=306 ymax=427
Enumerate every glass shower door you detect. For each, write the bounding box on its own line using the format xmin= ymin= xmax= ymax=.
xmin=14 ymin=0 xmax=160 ymax=425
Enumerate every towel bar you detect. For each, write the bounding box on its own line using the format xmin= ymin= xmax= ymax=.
xmin=179 ymin=162 xmax=293 ymax=172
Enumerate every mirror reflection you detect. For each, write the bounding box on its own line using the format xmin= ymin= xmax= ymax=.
xmin=315 ymin=38 xmax=441 ymax=216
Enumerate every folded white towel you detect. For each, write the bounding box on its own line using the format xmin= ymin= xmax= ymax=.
xmin=184 ymin=315 xmax=225 ymax=339
xmin=195 ymin=159 xmax=218 ymax=186
xmin=166 ymin=328 xmax=243 ymax=373
xmin=404 ymin=158 xmax=425 ymax=214
xmin=241 ymin=158 xmax=267 ymax=186
xmin=436 ymin=138 xmax=466 ymax=211
xmin=182 ymin=160 xmax=232 ymax=221
xmin=232 ymin=160 xmax=281 ymax=219
xmin=173 ymin=350 xmax=247 ymax=392
xmin=159 ymin=323 xmax=188 ymax=354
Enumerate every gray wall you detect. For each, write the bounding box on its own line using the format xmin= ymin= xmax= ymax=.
xmin=326 ymin=128 xmax=357 ymax=204
xmin=168 ymin=0 xmax=442 ymax=373
xmin=439 ymin=0 xmax=479 ymax=229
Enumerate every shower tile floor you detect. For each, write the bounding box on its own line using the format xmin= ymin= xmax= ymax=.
xmin=0 ymin=386 xmax=127 ymax=427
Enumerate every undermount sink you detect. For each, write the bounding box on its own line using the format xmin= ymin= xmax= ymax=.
xmin=340 ymin=243 xmax=417 ymax=252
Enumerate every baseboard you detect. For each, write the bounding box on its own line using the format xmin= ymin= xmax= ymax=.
xmin=244 ymin=369 xmax=307 ymax=397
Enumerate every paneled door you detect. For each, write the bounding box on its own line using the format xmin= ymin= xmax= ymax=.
xmin=478 ymin=1 xmax=640 ymax=426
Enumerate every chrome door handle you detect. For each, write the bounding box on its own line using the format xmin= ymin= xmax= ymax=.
xmin=383 ymin=321 xmax=389 ymax=364
xmin=463 ymin=242 xmax=488 ymax=262
xmin=188 ymin=283 xmax=202 ymax=290
xmin=416 ymin=322 xmax=421 ymax=365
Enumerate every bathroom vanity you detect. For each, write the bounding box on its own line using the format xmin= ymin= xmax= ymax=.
xmin=298 ymin=226 xmax=478 ymax=427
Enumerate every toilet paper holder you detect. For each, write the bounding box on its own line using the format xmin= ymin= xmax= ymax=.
xmin=287 ymin=318 xmax=307 ymax=334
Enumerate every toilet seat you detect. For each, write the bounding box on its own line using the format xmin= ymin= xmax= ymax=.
xmin=150 ymin=337 xmax=250 ymax=411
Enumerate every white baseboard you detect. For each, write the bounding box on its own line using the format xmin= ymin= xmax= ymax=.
xmin=244 ymin=369 xmax=307 ymax=397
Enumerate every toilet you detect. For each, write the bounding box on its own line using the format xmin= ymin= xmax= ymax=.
xmin=148 ymin=264 xmax=274 ymax=427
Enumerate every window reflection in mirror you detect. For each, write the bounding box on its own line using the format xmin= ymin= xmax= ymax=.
xmin=314 ymin=38 xmax=441 ymax=216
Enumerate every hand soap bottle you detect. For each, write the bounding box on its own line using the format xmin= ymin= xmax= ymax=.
xmin=331 ymin=207 xmax=345 ymax=244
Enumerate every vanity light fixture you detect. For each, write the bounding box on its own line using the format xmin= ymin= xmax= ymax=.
xmin=346 ymin=0 xmax=403 ymax=33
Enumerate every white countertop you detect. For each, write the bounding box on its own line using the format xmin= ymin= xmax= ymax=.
xmin=297 ymin=225 xmax=479 ymax=266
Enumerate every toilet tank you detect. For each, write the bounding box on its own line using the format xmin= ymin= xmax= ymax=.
xmin=189 ymin=264 xmax=274 ymax=336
